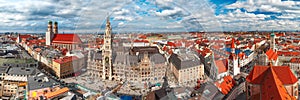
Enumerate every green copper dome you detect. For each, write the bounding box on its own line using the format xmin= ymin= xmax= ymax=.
xmin=48 ymin=20 xmax=52 ymax=24
xmin=271 ymin=32 xmax=275 ymax=37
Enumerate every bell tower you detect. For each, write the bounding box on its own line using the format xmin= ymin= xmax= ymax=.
xmin=270 ymin=31 xmax=276 ymax=51
xmin=53 ymin=21 xmax=58 ymax=34
xmin=228 ymin=38 xmax=240 ymax=76
xmin=46 ymin=21 xmax=53 ymax=46
xmin=102 ymin=16 xmax=113 ymax=80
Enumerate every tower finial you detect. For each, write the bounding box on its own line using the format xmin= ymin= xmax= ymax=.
xmin=107 ymin=16 xmax=109 ymax=22
xmin=106 ymin=13 xmax=110 ymax=23
xmin=106 ymin=14 xmax=110 ymax=27
xmin=271 ymin=29 xmax=275 ymax=37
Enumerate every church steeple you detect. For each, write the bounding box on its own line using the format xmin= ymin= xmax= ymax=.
xmin=231 ymin=38 xmax=235 ymax=54
xmin=270 ymin=30 xmax=276 ymax=51
xmin=46 ymin=21 xmax=54 ymax=46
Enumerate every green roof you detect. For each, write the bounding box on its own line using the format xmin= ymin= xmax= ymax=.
xmin=156 ymin=83 xmax=161 ymax=86
xmin=0 ymin=58 xmax=36 ymax=66
xmin=270 ymin=30 xmax=275 ymax=37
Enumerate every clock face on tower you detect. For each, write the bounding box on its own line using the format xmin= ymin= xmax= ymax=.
xmin=105 ymin=57 xmax=109 ymax=63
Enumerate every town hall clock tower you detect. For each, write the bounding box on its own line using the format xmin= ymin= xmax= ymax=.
xmin=102 ymin=17 xmax=113 ymax=80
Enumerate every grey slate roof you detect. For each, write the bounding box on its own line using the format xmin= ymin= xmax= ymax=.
xmin=150 ymin=54 xmax=166 ymax=64
xmin=197 ymin=82 xmax=224 ymax=100
xmin=169 ymin=52 xmax=201 ymax=70
xmin=0 ymin=66 xmax=9 ymax=74
xmin=7 ymin=66 xmax=36 ymax=75
xmin=113 ymin=53 xmax=139 ymax=66
xmin=27 ymin=72 xmax=60 ymax=90
xmin=114 ymin=46 xmax=126 ymax=53
xmin=126 ymin=55 xmax=138 ymax=66
xmin=155 ymin=88 xmax=168 ymax=99
xmin=130 ymin=46 xmax=159 ymax=55
xmin=92 ymin=46 xmax=165 ymax=67
xmin=113 ymin=53 xmax=126 ymax=64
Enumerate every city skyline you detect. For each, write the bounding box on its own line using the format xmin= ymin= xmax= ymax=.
xmin=1 ymin=0 xmax=300 ymax=33
xmin=1 ymin=1 xmax=300 ymax=99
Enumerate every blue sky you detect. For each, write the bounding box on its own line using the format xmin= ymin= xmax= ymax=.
xmin=0 ymin=0 xmax=300 ymax=33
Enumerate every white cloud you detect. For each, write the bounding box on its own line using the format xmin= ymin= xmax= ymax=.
xmin=226 ymin=0 xmax=300 ymax=14
xmin=216 ymin=0 xmax=300 ymax=31
xmin=2 ymin=0 xmax=299 ymax=33
xmin=277 ymin=13 xmax=298 ymax=19
xmin=259 ymin=5 xmax=281 ymax=13
xmin=155 ymin=7 xmax=182 ymax=16
xmin=114 ymin=9 xmax=130 ymax=15
xmin=113 ymin=16 xmax=134 ymax=21
xmin=118 ymin=22 xmax=124 ymax=26
xmin=216 ymin=9 xmax=300 ymax=31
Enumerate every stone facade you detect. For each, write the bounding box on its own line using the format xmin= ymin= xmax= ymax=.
xmin=87 ymin=18 xmax=167 ymax=84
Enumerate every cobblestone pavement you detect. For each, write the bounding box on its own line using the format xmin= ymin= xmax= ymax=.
xmin=62 ymin=72 xmax=152 ymax=95
xmin=62 ymin=65 xmax=184 ymax=95
xmin=62 ymin=72 xmax=119 ymax=92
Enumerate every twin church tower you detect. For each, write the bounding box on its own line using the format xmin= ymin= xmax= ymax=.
xmin=46 ymin=21 xmax=58 ymax=46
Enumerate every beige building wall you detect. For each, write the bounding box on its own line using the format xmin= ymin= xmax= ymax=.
xmin=246 ymin=83 xmax=261 ymax=99
xmin=53 ymin=58 xmax=83 ymax=78
xmin=246 ymin=82 xmax=298 ymax=99
xmin=170 ymin=63 xmax=179 ymax=81
xmin=177 ymin=65 xmax=204 ymax=86
xmin=2 ymin=81 xmax=19 ymax=97
xmin=284 ymin=83 xmax=298 ymax=99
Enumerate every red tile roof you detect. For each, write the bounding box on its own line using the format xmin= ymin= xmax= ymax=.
xmin=61 ymin=48 xmax=68 ymax=56
xmin=34 ymin=48 xmax=42 ymax=52
xmin=185 ymin=41 xmax=194 ymax=48
xmin=277 ymin=51 xmax=300 ymax=56
xmin=167 ymin=41 xmax=175 ymax=47
xmin=254 ymin=39 xmax=261 ymax=43
xmin=276 ymin=33 xmax=285 ymax=37
xmin=196 ymin=48 xmax=211 ymax=57
xmin=162 ymin=46 xmax=167 ymax=51
xmin=260 ymin=67 xmax=295 ymax=100
xmin=19 ymin=35 xmax=31 ymax=39
xmin=231 ymin=38 xmax=235 ymax=48
xmin=215 ymin=59 xmax=228 ymax=74
xmin=212 ymin=45 xmax=223 ymax=50
xmin=53 ymin=56 xmax=78 ymax=64
xmin=10 ymin=37 xmax=17 ymax=41
xmin=38 ymin=39 xmax=46 ymax=43
xmin=216 ymin=75 xmax=236 ymax=95
xmin=265 ymin=49 xmax=278 ymax=61
xmin=290 ymin=58 xmax=300 ymax=63
xmin=168 ymin=49 xmax=173 ymax=54
xmin=246 ymin=65 xmax=297 ymax=85
xmin=45 ymin=87 xmax=69 ymax=99
xmin=238 ymin=52 xmax=245 ymax=59
xmin=52 ymin=34 xmax=82 ymax=44
xmin=138 ymin=34 xmax=147 ymax=39
xmin=167 ymin=41 xmax=182 ymax=47
xmin=196 ymin=40 xmax=202 ymax=44
xmin=133 ymin=39 xmax=149 ymax=43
